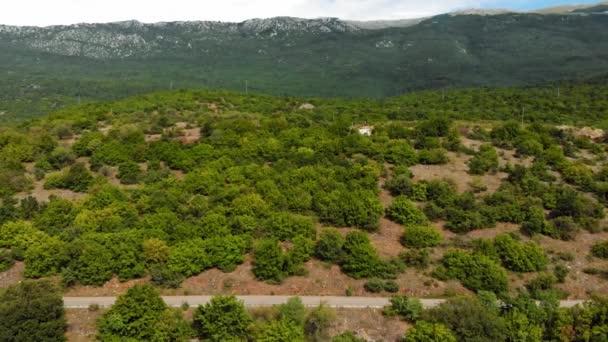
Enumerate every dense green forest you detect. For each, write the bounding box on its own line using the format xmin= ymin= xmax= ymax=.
xmin=1 ymin=11 xmax=608 ymax=119
xmin=1 ymin=84 xmax=608 ymax=340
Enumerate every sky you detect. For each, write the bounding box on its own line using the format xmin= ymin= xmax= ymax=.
xmin=0 ymin=0 xmax=601 ymax=26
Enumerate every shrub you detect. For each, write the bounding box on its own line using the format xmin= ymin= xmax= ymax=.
xmin=418 ymin=148 xmax=449 ymax=165
xmin=400 ymin=249 xmax=431 ymax=269
xmin=550 ymin=216 xmax=579 ymax=241
xmin=97 ymin=285 xmax=191 ymax=341
xmin=0 ymin=250 xmax=14 ymax=272
xmin=385 ymin=174 xmax=413 ymax=197
xmin=401 ymin=225 xmax=443 ymax=248
xmin=341 ymin=231 xmax=382 ymax=279
xmin=554 ymin=264 xmax=569 ymax=283
xmin=525 ymin=273 xmax=559 ymax=299
xmin=315 ymin=190 xmax=383 ymax=231
xmin=436 ymin=250 xmax=508 ymax=293
xmin=383 ymin=280 xmax=400 ymax=293
xmin=167 ymin=239 xmax=209 ymax=277
xmin=592 ymin=241 xmax=608 ymax=259
xmin=468 ymin=144 xmax=499 ymax=175
xmin=314 ymin=229 xmax=344 ymax=263
xmin=383 ymin=296 xmax=423 ymax=322
xmin=253 ymin=239 xmax=285 ymax=282
xmin=423 ymin=296 xmax=507 ymax=342
xmin=0 ymin=280 xmax=66 ymax=342
xmin=265 ymin=212 xmax=315 ymax=241
xmin=193 ymin=296 xmax=252 ymax=342
xmin=493 ymin=233 xmax=547 ymax=272
xmin=387 ymin=196 xmax=428 ymax=226
xmin=404 ymin=321 xmax=457 ymax=342
xmin=364 ymin=278 xmax=385 ymax=293
xmin=284 ymin=235 xmax=314 ymax=275
xmin=117 ymin=160 xmax=142 ymax=184
xmin=149 ymin=264 xmax=185 ymax=288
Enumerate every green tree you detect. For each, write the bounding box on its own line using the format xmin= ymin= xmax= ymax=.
xmin=387 ymin=196 xmax=428 ymax=226
xmin=305 ymin=303 xmax=335 ymax=342
xmin=468 ymin=144 xmax=499 ymax=175
xmin=97 ymin=285 xmax=189 ymax=341
xmin=117 ymin=160 xmax=142 ymax=184
xmin=315 ymin=228 xmax=344 ymax=263
xmin=193 ymin=296 xmax=252 ymax=342
xmin=404 ymin=321 xmax=457 ymax=342
xmin=253 ymin=239 xmax=285 ymax=282
xmin=341 ymin=231 xmax=380 ymax=279
xmin=384 ymin=295 xmax=424 ymax=322
xmin=423 ymin=296 xmax=507 ymax=342
xmin=258 ymin=319 xmax=305 ymax=342
xmin=401 ymin=225 xmax=442 ymax=248
xmin=0 ymin=280 xmax=66 ymax=342
xmin=278 ymin=297 xmax=306 ymax=327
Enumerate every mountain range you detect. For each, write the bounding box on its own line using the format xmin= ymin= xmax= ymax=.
xmin=1 ymin=2 xmax=607 ymax=119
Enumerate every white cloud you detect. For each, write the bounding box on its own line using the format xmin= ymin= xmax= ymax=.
xmin=0 ymin=0 xmax=540 ymax=26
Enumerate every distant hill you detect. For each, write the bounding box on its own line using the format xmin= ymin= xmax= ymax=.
xmin=1 ymin=4 xmax=607 ymax=119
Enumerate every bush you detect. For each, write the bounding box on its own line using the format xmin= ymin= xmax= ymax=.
xmin=592 ymin=241 xmax=608 ymax=259
xmin=97 ymin=285 xmax=191 ymax=341
xmin=193 ymin=296 xmax=252 ymax=342
xmin=384 ymin=295 xmax=423 ymax=322
xmin=401 ymin=225 xmax=443 ymax=248
xmin=550 ymin=216 xmax=579 ymax=241
xmin=404 ymin=321 xmax=457 ymax=342
xmin=418 ymin=149 xmax=449 ymax=165
xmin=400 ymin=248 xmax=430 ymax=269
xmin=364 ymin=278 xmax=385 ymax=293
xmin=387 ymin=196 xmax=428 ymax=226
xmin=525 ymin=273 xmax=559 ymax=299
xmin=493 ymin=233 xmax=547 ymax=272
xmin=0 ymin=280 xmax=66 ymax=342
xmin=341 ymin=231 xmax=382 ymax=279
xmin=0 ymin=249 xmax=14 ymax=272
xmin=423 ymin=296 xmax=507 ymax=342
xmin=383 ymin=280 xmax=400 ymax=293
xmin=468 ymin=144 xmax=499 ymax=175
xmin=149 ymin=264 xmax=185 ymax=288
xmin=315 ymin=229 xmax=344 ymax=263
xmin=315 ymin=190 xmax=383 ymax=231
xmin=436 ymin=250 xmax=508 ymax=293
xmin=117 ymin=160 xmax=142 ymax=184
xmin=554 ymin=264 xmax=569 ymax=283
xmin=253 ymin=239 xmax=285 ymax=282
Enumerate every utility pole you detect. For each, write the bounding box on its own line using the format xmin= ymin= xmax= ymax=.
xmin=557 ymin=86 xmax=560 ymax=98
xmin=521 ymin=106 xmax=525 ymax=125
xmin=170 ymin=80 xmax=174 ymax=90
xmin=245 ymin=80 xmax=249 ymax=95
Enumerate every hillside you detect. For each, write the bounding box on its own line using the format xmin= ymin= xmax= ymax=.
xmin=1 ymin=8 xmax=608 ymax=119
xmin=2 ymin=86 xmax=608 ymax=339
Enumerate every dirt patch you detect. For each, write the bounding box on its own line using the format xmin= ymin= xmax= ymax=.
xmin=371 ymin=218 xmax=405 ymax=259
xmin=538 ymin=231 xmax=608 ymax=299
xmin=15 ymin=180 xmax=86 ymax=203
xmin=410 ymin=151 xmax=506 ymax=194
xmin=65 ymin=308 xmax=103 ymax=342
xmin=0 ymin=261 xmax=24 ymax=288
xmin=329 ymin=308 xmax=407 ymax=342
xmin=65 ymin=276 xmax=150 ymax=297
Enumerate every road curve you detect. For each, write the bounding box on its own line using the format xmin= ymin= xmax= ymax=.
xmin=62 ymin=296 xmax=585 ymax=309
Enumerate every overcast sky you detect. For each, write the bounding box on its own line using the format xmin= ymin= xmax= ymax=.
xmin=0 ymin=0 xmax=600 ymax=26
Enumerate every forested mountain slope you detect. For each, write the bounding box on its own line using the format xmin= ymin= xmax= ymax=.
xmin=1 ymin=9 xmax=607 ymax=119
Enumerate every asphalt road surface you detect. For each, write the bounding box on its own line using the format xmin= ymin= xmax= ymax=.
xmin=62 ymin=296 xmax=585 ymax=309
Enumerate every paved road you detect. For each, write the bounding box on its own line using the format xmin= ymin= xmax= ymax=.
xmin=62 ymin=296 xmax=586 ymax=309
